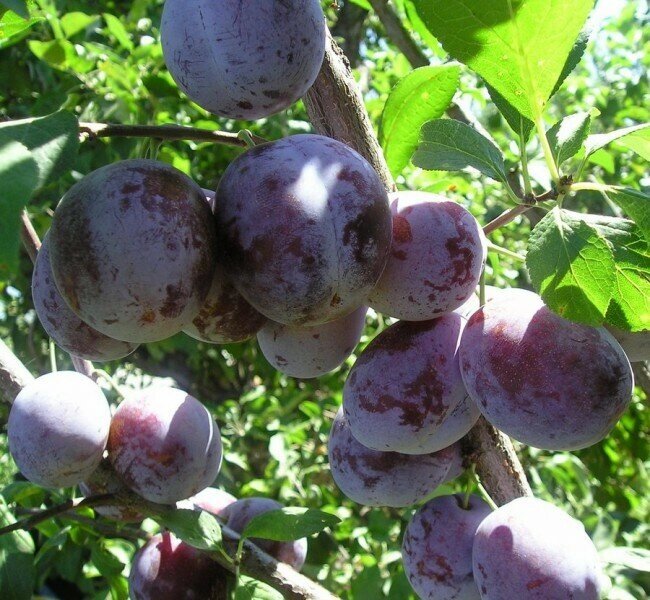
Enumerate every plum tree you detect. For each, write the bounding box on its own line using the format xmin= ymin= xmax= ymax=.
xmin=222 ymin=497 xmax=308 ymax=571
xmin=459 ymin=288 xmax=634 ymax=450
xmin=368 ymin=192 xmax=486 ymax=320
xmin=328 ymin=408 xmax=461 ymax=507
xmin=402 ymin=494 xmax=492 ymax=600
xmin=343 ymin=313 xmax=469 ymax=454
xmin=184 ymin=263 xmax=268 ymax=344
xmin=182 ymin=487 xmax=237 ymax=518
xmin=214 ymin=134 xmax=392 ymax=326
xmin=32 ymin=233 xmax=138 ymax=361
xmin=49 ymin=159 xmax=217 ymax=344
xmin=161 ymin=0 xmax=326 ymax=120
xmin=8 ymin=372 xmax=111 ymax=488
xmin=605 ymin=325 xmax=650 ymax=362
xmin=108 ymin=387 xmax=222 ymax=504
xmin=472 ymin=497 xmax=603 ymax=599
xmin=129 ymin=531 xmax=231 ymax=600
xmin=257 ymin=305 xmax=367 ymax=378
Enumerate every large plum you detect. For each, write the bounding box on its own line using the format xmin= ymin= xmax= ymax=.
xmin=222 ymin=497 xmax=307 ymax=571
xmin=49 ymin=160 xmax=217 ymax=343
xmin=8 ymin=371 xmax=110 ymax=488
xmin=108 ymin=386 xmax=222 ymax=504
xmin=459 ymin=288 xmax=634 ymax=450
xmin=328 ymin=408 xmax=459 ymax=507
xmin=472 ymin=497 xmax=602 ymax=599
xmin=402 ymin=494 xmax=492 ymax=600
xmin=368 ymin=192 xmax=486 ymax=320
xmin=604 ymin=325 xmax=650 ymax=362
xmin=257 ymin=305 xmax=367 ymax=378
xmin=343 ymin=313 xmax=469 ymax=454
xmin=129 ymin=531 xmax=231 ymax=600
xmin=32 ymin=233 xmax=138 ymax=361
xmin=214 ymin=134 xmax=392 ymax=326
xmin=161 ymin=0 xmax=326 ymax=120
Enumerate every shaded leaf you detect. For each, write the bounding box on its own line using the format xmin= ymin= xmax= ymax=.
xmin=547 ymin=111 xmax=593 ymax=166
xmin=607 ymin=188 xmax=650 ymax=243
xmin=156 ymin=508 xmax=223 ymax=552
xmin=0 ymin=0 xmax=28 ymax=18
xmin=235 ymin=575 xmax=283 ymax=600
xmin=28 ymin=38 xmax=95 ymax=73
xmin=242 ymin=507 xmax=340 ymax=543
xmin=0 ymin=8 xmax=41 ymax=49
xmin=0 ymin=500 xmax=35 ymax=600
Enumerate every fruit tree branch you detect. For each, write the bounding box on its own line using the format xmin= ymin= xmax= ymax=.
xmin=304 ymin=30 xmax=533 ymax=506
xmin=0 ymin=339 xmax=34 ymax=405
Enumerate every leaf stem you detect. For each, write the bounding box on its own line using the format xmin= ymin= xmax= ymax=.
xmin=534 ymin=115 xmax=560 ymax=185
xmin=519 ymin=136 xmax=533 ymax=196
xmin=463 ymin=463 xmax=477 ymax=509
xmin=486 ymin=240 xmax=526 ymax=262
xmin=569 ymin=181 xmax=617 ymax=193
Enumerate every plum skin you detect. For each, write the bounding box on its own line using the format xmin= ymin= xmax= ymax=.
xmin=8 ymin=371 xmax=111 ymax=488
xmin=402 ymin=494 xmax=492 ymax=600
xmin=328 ymin=408 xmax=461 ymax=508
xmin=459 ymin=288 xmax=634 ymax=450
xmin=257 ymin=305 xmax=367 ymax=378
xmin=472 ymin=497 xmax=602 ymax=599
xmin=49 ymin=159 xmax=217 ymax=343
xmin=129 ymin=531 xmax=231 ymax=600
xmin=32 ymin=232 xmax=138 ymax=361
xmin=222 ymin=498 xmax=307 ymax=571
xmin=369 ymin=192 xmax=486 ymax=320
xmin=108 ymin=387 xmax=222 ymax=504
xmin=214 ymin=134 xmax=392 ymax=326
xmin=343 ymin=312 xmax=470 ymax=454
xmin=161 ymin=0 xmax=326 ymax=120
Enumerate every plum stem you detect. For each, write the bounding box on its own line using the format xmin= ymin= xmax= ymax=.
xmin=463 ymin=463 xmax=477 ymax=509
xmin=93 ymin=369 xmax=127 ymax=399
xmin=237 ymin=129 xmax=258 ymax=148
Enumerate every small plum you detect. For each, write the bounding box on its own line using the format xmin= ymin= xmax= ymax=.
xmin=8 ymin=371 xmax=110 ymax=488
xmin=343 ymin=313 xmax=469 ymax=454
xmin=472 ymin=497 xmax=602 ymax=599
xmin=214 ymin=134 xmax=392 ymax=326
xmin=257 ymin=305 xmax=367 ymax=378
xmin=222 ymin=497 xmax=307 ymax=571
xmin=459 ymin=288 xmax=634 ymax=450
xmin=161 ymin=0 xmax=326 ymax=120
xmin=328 ymin=408 xmax=458 ymax=507
xmin=369 ymin=192 xmax=486 ymax=320
xmin=402 ymin=494 xmax=492 ymax=600
xmin=108 ymin=387 xmax=222 ymax=504
xmin=49 ymin=159 xmax=217 ymax=343
xmin=32 ymin=233 xmax=138 ymax=361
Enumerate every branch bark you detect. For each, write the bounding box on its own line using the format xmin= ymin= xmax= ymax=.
xmin=305 ymin=32 xmax=533 ymax=506
xmin=0 ymin=339 xmax=34 ymax=405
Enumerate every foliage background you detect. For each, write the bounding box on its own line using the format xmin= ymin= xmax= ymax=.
xmin=0 ymin=0 xmax=648 ymax=598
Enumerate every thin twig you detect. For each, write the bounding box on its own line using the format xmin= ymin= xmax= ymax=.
xmin=483 ymin=204 xmax=532 ymax=235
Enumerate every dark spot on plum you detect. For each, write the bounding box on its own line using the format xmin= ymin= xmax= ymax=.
xmin=393 ymin=215 xmax=413 ymax=244
xmin=263 ymin=90 xmax=281 ymax=99
xmin=237 ymin=100 xmax=253 ymax=110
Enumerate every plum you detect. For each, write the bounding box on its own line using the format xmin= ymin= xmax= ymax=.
xmin=328 ymin=408 xmax=459 ymax=507
xmin=108 ymin=387 xmax=222 ymax=504
xmin=161 ymin=0 xmax=326 ymax=120
xmin=402 ymin=494 xmax=492 ymax=600
xmin=8 ymin=371 xmax=110 ymax=488
xmin=257 ymin=305 xmax=367 ymax=378
xmin=181 ymin=487 xmax=237 ymax=518
xmin=369 ymin=192 xmax=486 ymax=320
xmin=459 ymin=288 xmax=634 ymax=450
xmin=604 ymin=325 xmax=650 ymax=362
xmin=79 ymin=470 xmax=145 ymax=523
xmin=222 ymin=497 xmax=307 ymax=571
xmin=427 ymin=394 xmax=481 ymax=454
xmin=49 ymin=159 xmax=217 ymax=343
xmin=183 ymin=263 xmax=268 ymax=344
xmin=32 ymin=233 xmax=138 ymax=361
xmin=343 ymin=313 xmax=469 ymax=454
xmin=472 ymin=497 xmax=602 ymax=599
xmin=214 ymin=134 xmax=392 ymax=326
xmin=129 ymin=531 xmax=231 ymax=600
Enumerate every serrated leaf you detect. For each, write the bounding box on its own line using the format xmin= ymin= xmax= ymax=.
xmin=547 ymin=111 xmax=592 ymax=166
xmin=585 ymin=122 xmax=649 ymax=157
xmin=549 ymin=30 xmax=590 ymax=98
xmin=60 ymin=12 xmax=98 ymax=38
xmin=235 ymin=575 xmax=283 ymax=600
xmin=156 ymin=508 xmax=223 ymax=551
xmin=0 ymin=9 xmax=41 ymax=50
xmin=527 ymin=207 xmax=615 ymax=324
xmin=616 ymin=127 xmax=650 ymax=161
xmin=380 ymin=65 xmax=460 ymax=177
xmin=0 ymin=0 xmax=28 ymax=18
xmin=241 ymin=508 xmax=339 ymax=543
xmin=413 ymin=118 xmax=508 ymax=183
xmin=0 ymin=111 xmax=79 ymax=189
xmin=411 ymin=0 xmax=594 ymax=122
xmin=607 ymin=188 xmax=650 ymax=243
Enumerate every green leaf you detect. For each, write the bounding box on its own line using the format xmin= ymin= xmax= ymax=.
xmin=486 ymin=83 xmax=534 ymax=141
xmin=547 ymin=111 xmax=593 ymax=166
xmin=413 ymin=119 xmax=508 ymax=183
xmin=527 ymin=207 xmax=615 ymax=324
xmin=91 ymin=542 xmax=125 ymax=578
xmin=235 ymin=575 xmax=283 ymax=600
xmin=584 ymin=122 xmax=649 ymax=157
xmin=156 ymin=508 xmax=223 ymax=552
xmin=0 ymin=9 xmax=41 ymax=50
xmin=60 ymin=11 xmax=98 ymax=38
xmin=549 ymin=30 xmax=590 ymax=99
xmin=241 ymin=507 xmax=340 ymax=543
xmin=0 ymin=140 xmax=37 ymax=276
xmin=0 ymin=500 xmax=35 ymax=600
xmin=616 ymin=127 xmax=650 ymax=161
xmin=380 ymin=65 xmax=460 ymax=177
xmin=0 ymin=111 xmax=79 ymax=189
xmin=0 ymin=0 xmax=28 ymax=18
xmin=412 ymin=0 xmax=594 ymax=122
xmin=607 ymin=188 xmax=650 ymax=243
xmin=28 ymin=38 xmax=95 ymax=73
xmin=103 ymin=13 xmax=133 ymax=51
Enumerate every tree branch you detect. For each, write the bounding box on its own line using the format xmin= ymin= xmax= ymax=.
xmin=0 ymin=339 xmax=34 ymax=405
xmin=304 ymin=31 xmax=533 ymax=506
